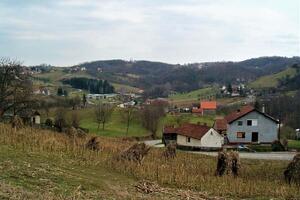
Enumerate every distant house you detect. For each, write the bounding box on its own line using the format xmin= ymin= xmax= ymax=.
xmin=145 ymin=98 xmax=169 ymax=113
xmin=217 ymin=105 xmax=279 ymax=144
xmin=33 ymin=87 xmax=51 ymax=96
xmin=31 ymin=111 xmax=41 ymax=125
xmin=163 ymin=123 xmax=224 ymax=150
xmin=87 ymin=93 xmax=118 ymax=100
xmin=192 ymin=101 xmax=217 ymax=115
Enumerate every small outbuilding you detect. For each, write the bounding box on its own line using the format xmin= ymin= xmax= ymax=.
xmin=163 ymin=123 xmax=224 ymax=150
xmin=31 ymin=111 xmax=41 ymax=125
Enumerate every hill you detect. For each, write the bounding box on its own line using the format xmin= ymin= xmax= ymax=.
xmin=249 ymin=67 xmax=298 ymax=89
xmin=30 ymin=57 xmax=300 ymax=96
xmin=75 ymin=56 xmax=300 ymax=93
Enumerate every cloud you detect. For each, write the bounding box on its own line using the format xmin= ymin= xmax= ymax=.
xmin=0 ymin=0 xmax=299 ymax=65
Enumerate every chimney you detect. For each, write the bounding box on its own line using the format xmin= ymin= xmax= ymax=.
xmin=237 ymin=109 xmax=240 ymax=113
xmin=262 ymin=104 xmax=265 ymax=113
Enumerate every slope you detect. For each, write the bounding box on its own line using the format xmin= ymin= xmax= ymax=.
xmin=249 ymin=67 xmax=298 ymax=89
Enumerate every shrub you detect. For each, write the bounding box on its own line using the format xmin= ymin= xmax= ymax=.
xmin=45 ymin=118 xmax=53 ymax=127
xmin=271 ymin=140 xmax=285 ymax=151
xmin=11 ymin=115 xmax=24 ymax=130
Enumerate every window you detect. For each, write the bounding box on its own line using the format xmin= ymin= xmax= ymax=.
xmin=237 ymin=132 xmax=245 ymax=138
xmin=247 ymin=119 xmax=258 ymax=126
xmin=247 ymin=120 xmax=252 ymax=126
xmin=238 ymin=121 xmax=243 ymax=126
xmin=186 ymin=137 xmax=191 ymax=143
xmin=252 ymin=119 xmax=258 ymax=126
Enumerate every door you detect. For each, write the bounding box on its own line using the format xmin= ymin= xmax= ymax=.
xmin=252 ymin=132 xmax=258 ymax=142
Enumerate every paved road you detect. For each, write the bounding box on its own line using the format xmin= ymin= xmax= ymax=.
xmin=195 ymin=151 xmax=297 ymax=161
xmin=144 ymin=140 xmax=297 ymax=161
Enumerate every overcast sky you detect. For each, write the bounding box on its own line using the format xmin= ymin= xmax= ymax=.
xmin=0 ymin=0 xmax=299 ymax=66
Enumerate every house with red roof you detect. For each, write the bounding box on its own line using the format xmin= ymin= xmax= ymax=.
xmin=163 ymin=123 xmax=224 ymax=150
xmin=215 ymin=105 xmax=279 ymax=144
xmin=192 ymin=101 xmax=217 ymax=115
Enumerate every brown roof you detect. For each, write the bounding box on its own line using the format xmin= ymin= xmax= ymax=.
xmin=163 ymin=126 xmax=177 ymax=134
xmin=214 ymin=118 xmax=227 ymax=131
xmin=224 ymin=105 xmax=279 ymax=124
xmin=163 ymin=123 xmax=211 ymax=140
xmin=225 ymin=105 xmax=255 ymax=124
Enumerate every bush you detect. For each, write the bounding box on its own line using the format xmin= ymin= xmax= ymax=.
xmin=45 ymin=118 xmax=53 ymax=127
xmin=11 ymin=115 xmax=24 ymax=130
xmin=281 ymin=126 xmax=297 ymax=140
xmin=271 ymin=140 xmax=285 ymax=151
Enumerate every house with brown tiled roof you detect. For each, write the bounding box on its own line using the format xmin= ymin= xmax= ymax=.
xmin=192 ymin=101 xmax=217 ymax=115
xmin=216 ymin=105 xmax=279 ymax=144
xmin=163 ymin=123 xmax=224 ymax=150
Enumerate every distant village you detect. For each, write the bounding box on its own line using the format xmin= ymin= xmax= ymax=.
xmin=3 ymin=64 xmax=297 ymax=153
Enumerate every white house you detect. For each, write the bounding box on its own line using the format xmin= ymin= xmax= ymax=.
xmin=218 ymin=105 xmax=279 ymax=144
xmin=87 ymin=93 xmax=118 ymax=100
xmin=163 ymin=123 xmax=224 ymax=150
xmin=30 ymin=111 xmax=41 ymax=125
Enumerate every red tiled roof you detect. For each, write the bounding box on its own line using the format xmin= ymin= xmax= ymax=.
xmin=163 ymin=123 xmax=211 ymax=140
xmin=214 ymin=118 xmax=227 ymax=131
xmin=200 ymin=101 xmax=217 ymax=110
xmin=163 ymin=126 xmax=177 ymax=134
xmin=225 ymin=105 xmax=255 ymax=124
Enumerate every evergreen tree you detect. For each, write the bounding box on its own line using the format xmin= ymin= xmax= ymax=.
xmin=57 ymin=87 xmax=63 ymax=96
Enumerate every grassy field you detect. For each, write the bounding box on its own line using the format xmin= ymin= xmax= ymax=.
xmin=46 ymin=107 xmax=216 ymax=138
xmin=168 ymin=87 xmax=218 ymax=105
xmin=0 ymin=124 xmax=299 ymax=199
xmin=47 ymin=107 xmax=148 ymax=137
xmin=249 ymin=67 xmax=297 ymax=89
xmin=112 ymin=83 xmax=141 ymax=93
xmin=288 ymin=140 xmax=300 ymax=150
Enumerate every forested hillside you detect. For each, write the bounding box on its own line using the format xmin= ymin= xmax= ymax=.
xmin=62 ymin=78 xmax=115 ymax=94
xmin=75 ymin=57 xmax=300 ymax=93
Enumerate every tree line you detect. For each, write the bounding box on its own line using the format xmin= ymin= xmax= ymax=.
xmin=258 ymin=91 xmax=300 ymax=130
xmin=62 ymin=77 xmax=114 ymax=94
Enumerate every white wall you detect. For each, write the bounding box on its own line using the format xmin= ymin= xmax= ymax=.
xmin=177 ymin=135 xmax=202 ymax=147
xmin=201 ymin=128 xmax=224 ymax=148
xmin=177 ymin=128 xmax=223 ymax=148
xmin=31 ymin=115 xmax=40 ymax=124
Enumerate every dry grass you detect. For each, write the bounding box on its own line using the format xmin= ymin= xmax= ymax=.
xmin=0 ymin=123 xmax=299 ymax=199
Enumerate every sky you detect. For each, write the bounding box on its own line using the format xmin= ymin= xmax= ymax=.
xmin=0 ymin=0 xmax=299 ymax=66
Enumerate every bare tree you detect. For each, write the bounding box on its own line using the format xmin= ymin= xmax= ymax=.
xmin=71 ymin=111 xmax=80 ymax=128
xmin=95 ymin=102 xmax=114 ymax=131
xmin=120 ymin=106 xmax=136 ymax=135
xmin=141 ymin=104 xmax=165 ymax=139
xmin=0 ymin=58 xmax=34 ymax=118
xmin=82 ymin=94 xmax=87 ymax=107
xmin=54 ymin=108 xmax=68 ymax=132
xmin=69 ymin=96 xmax=81 ymax=110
